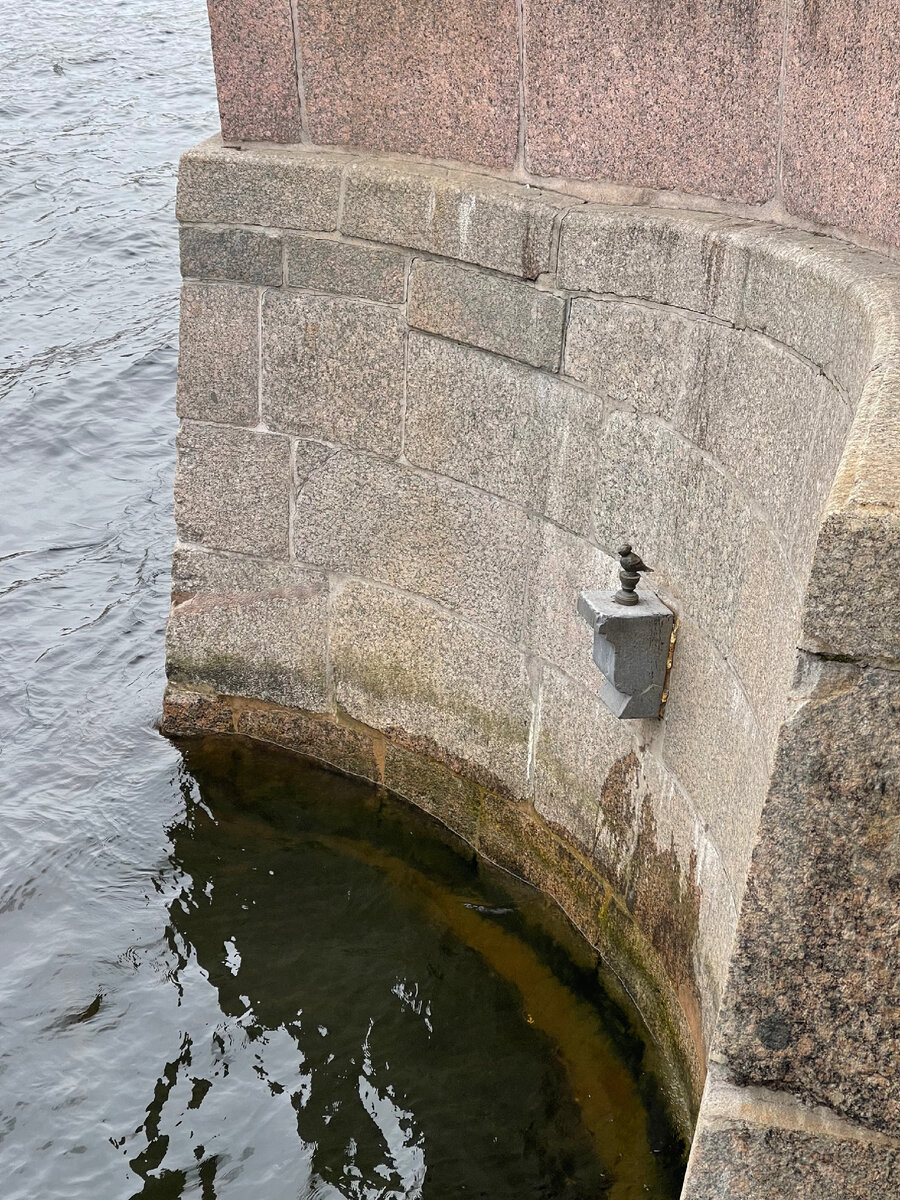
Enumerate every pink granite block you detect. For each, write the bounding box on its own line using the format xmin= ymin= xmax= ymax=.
xmin=782 ymin=0 xmax=900 ymax=248
xmin=295 ymin=0 xmax=519 ymax=168
xmin=524 ymin=0 xmax=782 ymax=203
xmin=207 ymin=0 xmax=302 ymax=143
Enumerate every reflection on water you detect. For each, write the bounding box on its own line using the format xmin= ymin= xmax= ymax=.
xmin=0 ymin=1 xmax=684 ymax=1195
xmin=123 ymin=737 xmax=684 ymax=1199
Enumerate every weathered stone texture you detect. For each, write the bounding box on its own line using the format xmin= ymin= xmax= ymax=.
xmin=663 ymin=622 xmax=768 ymax=900
xmin=525 ymin=0 xmax=782 ymax=203
xmin=342 ymin=162 xmax=568 ymax=279
xmin=295 ymin=0 xmax=519 ymax=168
xmin=782 ymin=0 xmax=900 ymax=246
xmin=206 ymin=0 xmax=302 ymax=144
xmin=564 ymin=298 xmax=703 ymax=421
xmin=408 ymin=260 xmax=566 ymax=369
xmin=330 ymin=582 xmax=533 ymax=798
xmin=405 ymin=334 xmax=602 ymax=533
xmin=176 ymin=283 xmax=258 ymax=425
xmin=235 ymin=706 xmax=381 ymax=783
xmin=293 ymin=449 xmax=529 ymax=634
xmin=177 ymin=139 xmax=342 ymax=231
xmin=174 ymin=423 xmax=290 ymax=559
xmin=285 ymin=236 xmax=407 ymax=303
xmin=261 ymin=290 xmax=405 ymax=455
xmin=522 ymin=522 xmax=615 ymax=688
xmin=166 ymin=550 xmax=328 ymax=710
xmin=593 ymin=412 xmax=751 ymax=656
xmin=383 ymin=743 xmax=482 ymax=846
xmin=685 ymin=327 xmax=851 ymax=571
xmin=712 ymin=658 xmax=900 ymax=1135
xmin=683 ymin=1120 xmax=900 ymax=1199
xmin=180 ymin=225 xmax=283 ymax=286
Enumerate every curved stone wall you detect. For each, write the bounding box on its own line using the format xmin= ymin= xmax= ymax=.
xmin=205 ymin=0 xmax=900 ymax=252
xmin=164 ymin=138 xmax=900 ymax=1190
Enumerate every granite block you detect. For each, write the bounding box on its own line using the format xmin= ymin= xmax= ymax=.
xmin=285 ymin=236 xmax=407 ymax=303
xmin=533 ymin=667 xmax=635 ymax=862
xmin=293 ymin=448 xmax=530 ymax=635
xmin=342 ymin=162 xmax=567 ymax=279
xmin=713 ymin=658 xmax=900 ymax=1135
xmin=558 ymin=206 xmax=756 ymax=322
xmin=177 ymin=139 xmax=342 ymax=232
xmin=174 ymin=422 xmax=290 ymax=558
xmin=408 ymin=259 xmax=566 ymax=369
xmin=179 ymin=225 xmax=283 ymax=286
xmin=803 ymin=509 xmax=900 ymax=665
xmin=294 ymin=0 xmax=519 ymax=168
xmin=383 ymin=743 xmax=483 ymax=846
xmin=782 ymin=0 xmax=900 ymax=248
xmin=683 ymin=1119 xmax=900 ymax=1199
xmin=261 ymin=290 xmax=404 ymax=455
xmin=524 ymin=0 xmax=782 ymax=202
xmin=592 ymin=412 xmax=751 ymax=657
xmin=330 ymin=581 xmax=533 ymax=799
xmin=207 ymin=0 xmax=302 ymax=144
xmin=564 ymin=297 xmax=704 ymax=421
xmin=663 ymin=620 xmax=769 ymax=901
xmin=685 ymin=325 xmax=851 ymax=570
xmin=522 ymin=520 xmax=616 ymax=689
xmin=176 ymin=283 xmax=259 ymax=425
xmin=162 ymin=683 xmax=235 ymax=737
xmin=405 ymin=333 xmax=602 ymax=534
xmin=166 ymin=549 xmax=328 ymax=710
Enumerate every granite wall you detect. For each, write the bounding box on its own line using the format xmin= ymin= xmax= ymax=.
xmin=163 ymin=138 xmax=900 ymax=1193
xmin=205 ymin=0 xmax=900 ymax=253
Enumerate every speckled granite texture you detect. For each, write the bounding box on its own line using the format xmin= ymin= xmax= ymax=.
xmin=294 ymin=0 xmax=519 ymax=167
xmin=206 ymin=0 xmax=302 ymax=143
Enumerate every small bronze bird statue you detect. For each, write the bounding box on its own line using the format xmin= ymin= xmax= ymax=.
xmin=615 ymin=543 xmax=652 ymax=606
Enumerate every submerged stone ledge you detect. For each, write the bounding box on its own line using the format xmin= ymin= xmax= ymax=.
xmin=166 ymin=139 xmax=900 ymax=1197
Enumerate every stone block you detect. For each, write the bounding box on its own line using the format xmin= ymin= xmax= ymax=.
xmin=730 ymin=521 xmax=803 ymax=753
xmin=524 ymin=0 xmax=782 ymax=202
xmin=383 ymin=743 xmax=482 ymax=846
xmin=330 ymin=581 xmax=533 ymax=799
xmin=803 ymin=508 xmax=900 ymax=665
xmin=564 ymin=297 xmax=705 ymax=421
xmin=405 ymin=333 xmax=603 ymax=535
xmin=558 ymin=207 xmax=756 ymax=322
xmin=683 ymin=1120 xmax=900 ymax=1199
xmin=207 ymin=0 xmax=303 ymax=143
xmin=342 ymin=162 xmax=567 ymax=279
xmin=408 ymin=260 xmax=566 ymax=369
xmin=179 ymin=225 xmax=283 ymax=286
xmin=592 ymin=412 xmax=751 ymax=657
xmin=174 ymin=422 xmax=290 ymax=559
xmin=235 ymin=707 xmax=382 ymax=784
xmin=261 ymin=291 xmax=404 ymax=455
xmin=712 ymin=658 xmax=900 ymax=1135
xmin=533 ymin=667 xmax=635 ymax=863
xmin=522 ymin=521 xmax=616 ymax=689
xmin=293 ymin=448 xmax=529 ymax=635
xmin=177 ymin=138 xmax=342 ymax=232
xmin=685 ymin=325 xmax=851 ymax=571
xmin=782 ymin=0 xmax=900 ymax=248
xmin=176 ymin=283 xmax=259 ymax=425
xmin=166 ymin=549 xmax=328 ymax=710
xmin=662 ymin=621 xmax=769 ymax=902
xmin=162 ymin=683 xmax=235 ymax=737
xmin=294 ymin=0 xmax=519 ymax=168
xmin=285 ymin=236 xmax=407 ymax=303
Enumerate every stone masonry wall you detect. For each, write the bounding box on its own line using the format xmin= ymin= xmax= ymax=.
xmin=164 ymin=139 xmax=900 ymax=1189
xmin=205 ymin=0 xmax=900 ymax=254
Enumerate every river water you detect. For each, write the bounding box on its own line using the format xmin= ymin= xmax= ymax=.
xmin=0 ymin=4 xmax=685 ymax=1197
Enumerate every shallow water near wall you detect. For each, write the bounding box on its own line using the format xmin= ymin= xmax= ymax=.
xmin=1 ymin=2 xmax=684 ymax=1196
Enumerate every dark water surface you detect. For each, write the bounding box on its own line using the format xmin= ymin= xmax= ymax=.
xmin=0 ymin=4 xmax=684 ymax=1196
